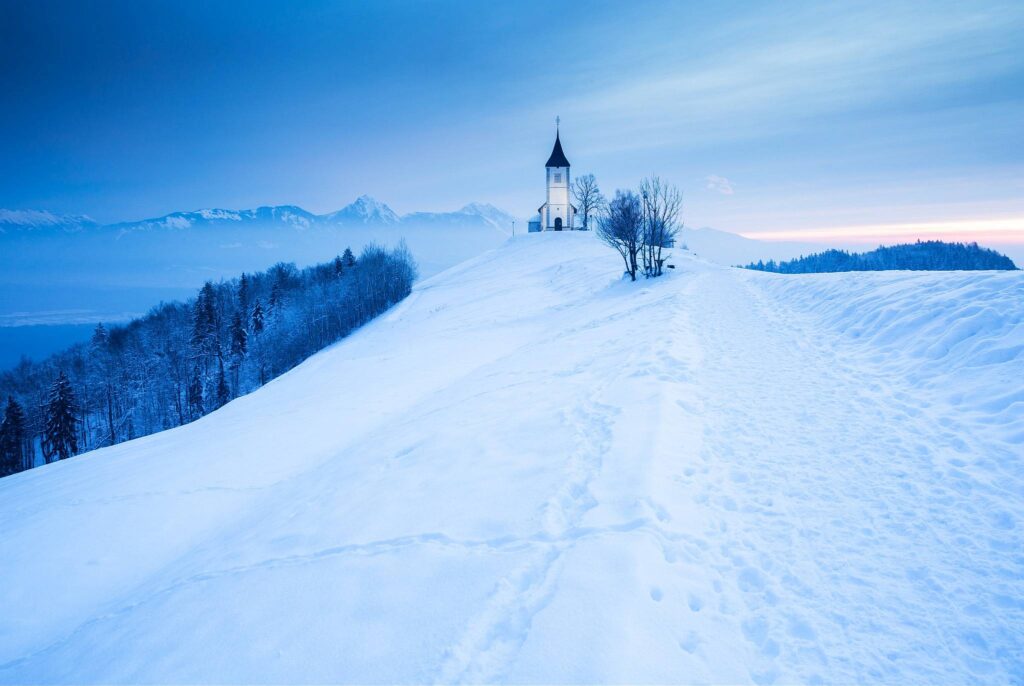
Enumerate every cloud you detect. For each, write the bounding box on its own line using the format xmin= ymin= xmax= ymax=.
xmin=706 ymin=175 xmax=735 ymax=195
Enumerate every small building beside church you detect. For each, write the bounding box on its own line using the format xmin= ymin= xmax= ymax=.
xmin=528 ymin=128 xmax=578 ymax=232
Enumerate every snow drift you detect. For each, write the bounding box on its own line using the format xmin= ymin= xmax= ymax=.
xmin=0 ymin=234 xmax=1021 ymax=683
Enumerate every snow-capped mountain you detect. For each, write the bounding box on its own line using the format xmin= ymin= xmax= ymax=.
xmin=459 ymin=202 xmax=517 ymax=232
xmin=0 ymin=197 xmax=511 ymax=236
xmin=0 ymin=233 xmax=1020 ymax=682
xmin=0 ymin=197 xmax=515 ymax=327
xmin=322 ymin=195 xmax=401 ymax=225
xmin=0 ymin=209 xmax=96 ymax=233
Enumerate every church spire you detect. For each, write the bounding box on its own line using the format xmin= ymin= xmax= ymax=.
xmin=545 ymin=122 xmax=571 ymax=168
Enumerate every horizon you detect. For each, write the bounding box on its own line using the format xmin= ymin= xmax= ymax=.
xmin=2 ymin=2 xmax=1023 ymax=249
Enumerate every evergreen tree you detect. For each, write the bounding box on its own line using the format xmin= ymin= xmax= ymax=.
xmin=191 ymin=282 xmax=219 ymax=357
xmin=333 ymin=255 xmax=345 ymax=277
xmin=238 ymin=273 xmax=251 ymax=319
xmin=230 ymin=311 xmax=248 ymax=358
xmin=1 ymin=395 xmax=28 ymax=476
xmin=41 ymin=372 xmax=79 ymax=463
xmin=187 ymin=368 xmax=204 ymax=419
xmin=342 ymin=247 xmax=355 ymax=268
xmin=90 ymin=323 xmax=117 ymax=447
xmin=251 ymin=300 xmax=265 ymax=335
xmin=215 ymin=357 xmax=230 ymax=410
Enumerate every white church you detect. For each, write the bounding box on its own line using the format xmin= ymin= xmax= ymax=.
xmin=528 ymin=123 xmax=578 ymax=232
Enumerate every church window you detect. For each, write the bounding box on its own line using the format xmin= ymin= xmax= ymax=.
xmin=554 ymin=173 xmax=562 ymax=183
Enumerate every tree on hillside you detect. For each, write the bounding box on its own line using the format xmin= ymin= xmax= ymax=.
xmin=0 ymin=244 xmax=418 ymax=477
xmin=89 ymin=323 xmax=118 ymax=447
xmin=187 ymin=368 xmax=204 ymax=420
xmin=229 ymin=310 xmax=248 ymax=394
xmin=1 ymin=395 xmax=28 ymax=475
xmin=41 ymin=372 xmax=79 ymax=463
xmin=639 ymin=176 xmax=682 ymax=278
xmin=572 ymin=174 xmax=605 ymax=231
xmin=237 ymin=273 xmax=251 ymax=319
xmin=214 ymin=357 xmax=230 ymax=410
xmin=342 ymin=247 xmax=356 ymax=268
xmin=597 ymin=191 xmax=644 ymax=281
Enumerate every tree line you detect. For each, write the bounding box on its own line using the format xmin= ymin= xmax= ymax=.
xmin=0 ymin=243 xmax=417 ymax=478
xmin=745 ymin=241 xmax=1018 ymax=273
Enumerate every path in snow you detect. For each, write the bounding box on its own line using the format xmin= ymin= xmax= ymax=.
xmin=0 ymin=234 xmax=1020 ymax=684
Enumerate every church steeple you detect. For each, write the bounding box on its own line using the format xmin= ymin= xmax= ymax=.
xmin=534 ymin=117 xmax=576 ymax=231
xmin=545 ymin=131 xmax=571 ymax=168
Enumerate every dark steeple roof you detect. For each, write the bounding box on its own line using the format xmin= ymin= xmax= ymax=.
xmin=545 ymin=132 xmax=571 ymax=168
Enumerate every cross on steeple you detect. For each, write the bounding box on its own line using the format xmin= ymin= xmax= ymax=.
xmin=556 ymin=115 xmax=560 ymax=131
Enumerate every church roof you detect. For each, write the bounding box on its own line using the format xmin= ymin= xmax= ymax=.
xmin=545 ymin=132 xmax=571 ymax=168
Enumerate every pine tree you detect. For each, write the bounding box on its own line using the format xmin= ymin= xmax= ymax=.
xmin=1 ymin=395 xmax=28 ymax=476
xmin=251 ymin=300 xmax=265 ymax=335
xmin=342 ymin=247 xmax=355 ymax=268
xmin=191 ymin=282 xmax=219 ymax=357
xmin=230 ymin=311 xmax=248 ymax=358
xmin=42 ymin=372 xmax=79 ymax=463
xmin=187 ymin=368 xmax=204 ymax=419
xmin=215 ymin=357 xmax=230 ymax=410
xmin=238 ymin=273 xmax=251 ymax=318
xmin=91 ymin=323 xmax=117 ymax=447
xmin=333 ymin=255 xmax=345 ymax=277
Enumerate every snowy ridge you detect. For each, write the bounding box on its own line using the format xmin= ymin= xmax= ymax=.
xmin=0 ymin=209 xmax=95 ymax=232
xmin=0 ymin=234 xmax=1021 ymax=683
xmin=758 ymin=270 xmax=1024 ymax=444
xmin=323 ymin=194 xmax=401 ymax=224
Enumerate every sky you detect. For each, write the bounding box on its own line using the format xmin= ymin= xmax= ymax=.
xmin=2 ymin=0 xmax=1023 ymax=246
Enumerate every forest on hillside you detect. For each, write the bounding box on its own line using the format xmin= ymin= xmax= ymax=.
xmin=745 ymin=240 xmax=1017 ymax=273
xmin=0 ymin=244 xmax=417 ymax=477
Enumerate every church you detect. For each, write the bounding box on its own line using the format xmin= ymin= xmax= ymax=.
xmin=528 ymin=123 xmax=578 ymax=232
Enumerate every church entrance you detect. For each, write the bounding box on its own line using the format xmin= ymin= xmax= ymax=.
xmin=554 ymin=217 xmax=563 ymax=231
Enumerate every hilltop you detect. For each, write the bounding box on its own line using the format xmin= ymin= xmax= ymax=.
xmin=0 ymin=233 xmax=1021 ymax=683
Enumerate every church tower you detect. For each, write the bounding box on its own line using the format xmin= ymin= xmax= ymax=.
xmin=536 ymin=120 xmax=576 ymax=231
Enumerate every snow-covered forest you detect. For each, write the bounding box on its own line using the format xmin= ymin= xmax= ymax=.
xmin=0 ymin=244 xmax=416 ymax=477
xmin=745 ymin=240 xmax=1017 ymax=273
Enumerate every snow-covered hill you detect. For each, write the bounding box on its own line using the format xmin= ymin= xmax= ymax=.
xmin=679 ymin=226 xmax=826 ymax=266
xmin=0 ymin=234 xmax=1021 ymax=683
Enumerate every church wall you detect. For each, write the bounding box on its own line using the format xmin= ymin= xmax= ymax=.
xmin=545 ymin=165 xmax=572 ymax=230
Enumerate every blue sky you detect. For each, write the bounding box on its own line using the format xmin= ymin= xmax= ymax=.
xmin=2 ymin=0 xmax=1023 ymax=244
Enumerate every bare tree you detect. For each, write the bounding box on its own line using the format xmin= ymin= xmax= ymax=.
xmin=572 ymin=173 xmax=605 ymax=231
xmin=639 ymin=176 xmax=682 ymax=278
xmin=597 ymin=190 xmax=644 ymax=281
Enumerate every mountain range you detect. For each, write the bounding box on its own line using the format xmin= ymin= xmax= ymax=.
xmin=0 ymin=196 xmax=515 ymax=235
xmin=0 ymin=197 xmax=517 ymax=330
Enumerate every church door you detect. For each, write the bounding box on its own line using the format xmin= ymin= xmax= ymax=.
xmin=554 ymin=217 xmax=563 ymax=231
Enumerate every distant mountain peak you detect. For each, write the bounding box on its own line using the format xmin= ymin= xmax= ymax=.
xmin=0 ymin=209 xmax=96 ymax=231
xmin=326 ymin=196 xmax=400 ymax=224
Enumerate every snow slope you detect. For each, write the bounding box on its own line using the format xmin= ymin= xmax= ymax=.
xmin=0 ymin=234 xmax=1021 ymax=683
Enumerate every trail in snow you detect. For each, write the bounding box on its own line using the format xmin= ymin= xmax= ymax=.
xmin=0 ymin=233 xmax=1020 ymax=684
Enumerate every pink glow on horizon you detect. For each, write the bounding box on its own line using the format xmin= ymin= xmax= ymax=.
xmin=740 ymin=217 xmax=1024 ymax=244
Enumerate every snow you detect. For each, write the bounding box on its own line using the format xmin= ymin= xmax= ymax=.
xmin=679 ymin=226 xmax=827 ymax=266
xmin=0 ymin=209 xmax=94 ymax=231
xmin=325 ymin=195 xmax=402 ymax=224
xmin=1 ymin=233 xmax=1021 ymax=683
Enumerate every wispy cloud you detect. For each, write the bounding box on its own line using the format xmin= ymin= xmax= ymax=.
xmin=706 ymin=175 xmax=734 ymax=195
